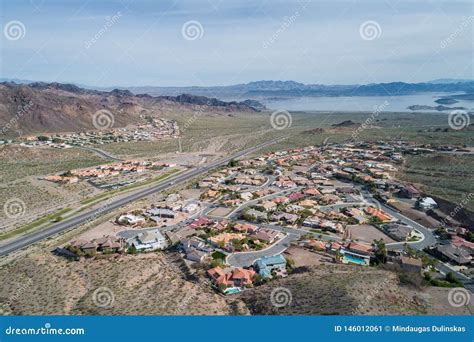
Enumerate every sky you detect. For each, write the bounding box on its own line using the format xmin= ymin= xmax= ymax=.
xmin=0 ymin=0 xmax=473 ymax=87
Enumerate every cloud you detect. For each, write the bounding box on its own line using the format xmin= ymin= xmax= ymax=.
xmin=1 ymin=0 xmax=472 ymax=86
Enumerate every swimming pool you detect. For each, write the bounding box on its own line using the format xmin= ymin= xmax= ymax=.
xmin=342 ymin=254 xmax=369 ymax=266
xmin=225 ymin=287 xmax=242 ymax=295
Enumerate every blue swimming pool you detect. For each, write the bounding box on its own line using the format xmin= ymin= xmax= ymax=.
xmin=342 ymin=254 xmax=369 ymax=266
xmin=225 ymin=287 xmax=242 ymax=295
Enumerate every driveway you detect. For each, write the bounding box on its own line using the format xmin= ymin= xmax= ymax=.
xmin=226 ymin=233 xmax=299 ymax=267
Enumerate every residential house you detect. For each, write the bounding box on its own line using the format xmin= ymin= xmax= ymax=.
xmin=260 ymin=200 xmax=277 ymax=212
xmin=303 ymin=188 xmax=321 ymax=197
xmin=288 ymin=192 xmax=304 ymax=201
xmin=399 ymin=256 xmax=423 ymax=273
xmin=416 ymin=197 xmax=437 ymax=211
xmin=201 ymin=189 xmax=220 ymax=200
xmin=273 ymin=196 xmax=290 ymax=204
xmin=190 ymin=217 xmax=212 ymax=229
xmin=253 ymin=255 xmax=287 ymax=278
xmin=383 ymin=223 xmax=414 ymax=241
xmin=451 ymin=236 xmax=474 ymax=252
xmin=211 ymin=220 xmax=229 ymax=232
xmin=299 ymin=199 xmax=317 ymax=209
xmin=345 ymin=207 xmax=367 ymax=224
xmin=207 ymin=266 xmax=255 ymax=290
xmin=186 ymin=249 xmax=209 ymax=263
xmin=233 ymin=223 xmax=258 ymax=234
xmin=340 ymin=242 xmax=373 ymax=266
xmin=94 ymin=236 xmax=123 ymax=253
xmin=399 ymin=184 xmax=421 ymax=198
xmin=302 ymin=216 xmax=320 ymax=228
xmin=364 ymin=207 xmax=392 ymax=223
xmin=305 ymin=239 xmax=326 ymax=251
xmin=251 ymin=228 xmax=280 ymax=244
xmin=271 ymin=212 xmax=298 ymax=225
xmin=182 ymin=202 xmax=200 ymax=213
xmin=128 ymin=229 xmax=169 ymax=251
xmin=117 ymin=214 xmax=146 ymax=227
xmin=179 ymin=237 xmax=208 ymax=254
xmin=240 ymin=192 xmax=254 ymax=201
xmin=320 ymin=194 xmax=340 ymax=204
xmin=244 ymin=209 xmax=268 ymax=221
xmin=209 ymin=233 xmax=245 ymax=250
xmin=434 ymin=244 xmax=472 ymax=265
xmin=286 ymin=204 xmax=303 ymax=213
xmin=146 ymin=208 xmax=176 ymax=219
xmin=319 ymin=220 xmax=344 ymax=234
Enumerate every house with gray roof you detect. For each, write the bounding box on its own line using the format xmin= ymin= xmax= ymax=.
xmin=127 ymin=229 xmax=169 ymax=251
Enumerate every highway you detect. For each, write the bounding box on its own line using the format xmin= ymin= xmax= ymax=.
xmin=0 ymin=137 xmax=285 ymax=257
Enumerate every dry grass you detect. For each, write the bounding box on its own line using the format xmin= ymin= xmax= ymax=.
xmin=0 ymin=251 xmax=231 ymax=315
xmin=237 ymin=264 xmax=453 ymax=315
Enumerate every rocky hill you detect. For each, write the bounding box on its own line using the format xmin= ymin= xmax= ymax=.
xmin=0 ymin=82 xmax=264 ymax=137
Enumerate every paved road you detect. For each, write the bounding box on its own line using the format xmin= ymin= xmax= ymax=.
xmin=226 ymin=233 xmax=299 ymax=267
xmin=225 ymin=221 xmax=342 ymax=267
xmin=0 ymin=137 xmax=286 ymax=257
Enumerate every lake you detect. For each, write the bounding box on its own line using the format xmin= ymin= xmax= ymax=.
xmin=260 ymin=93 xmax=474 ymax=112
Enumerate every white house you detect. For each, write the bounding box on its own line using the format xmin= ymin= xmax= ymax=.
xmin=417 ymin=197 xmax=437 ymax=211
xmin=117 ymin=214 xmax=145 ymax=226
xmin=183 ymin=202 xmax=200 ymax=213
xmin=128 ymin=229 xmax=168 ymax=251
xmin=240 ymin=192 xmax=254 ymax=201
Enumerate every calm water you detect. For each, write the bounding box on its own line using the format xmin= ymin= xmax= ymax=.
xmin=261 ymin=94 xmax=474 ymax=112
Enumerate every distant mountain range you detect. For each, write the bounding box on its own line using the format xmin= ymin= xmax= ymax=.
xmin=89 ymin=79 xmax=474 ymax=99
xmin=1 ymin=79 xmax=473 ymax=99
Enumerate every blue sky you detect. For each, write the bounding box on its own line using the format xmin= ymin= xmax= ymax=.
xmin=1 ymin=0 xmax=473 ymax=87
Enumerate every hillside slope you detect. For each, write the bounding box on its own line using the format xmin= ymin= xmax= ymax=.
xmin=0 ymin=82 xmax=263 ymax=137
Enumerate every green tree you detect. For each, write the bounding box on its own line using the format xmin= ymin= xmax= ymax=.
xmin=227 ymin=159 xmax=239 ymax=167
xmin=373 ymin=239 xmax=387 ymax=264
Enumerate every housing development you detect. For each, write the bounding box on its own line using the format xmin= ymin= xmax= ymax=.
xmin=53 ymin=140 xmax=473 ymax=297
